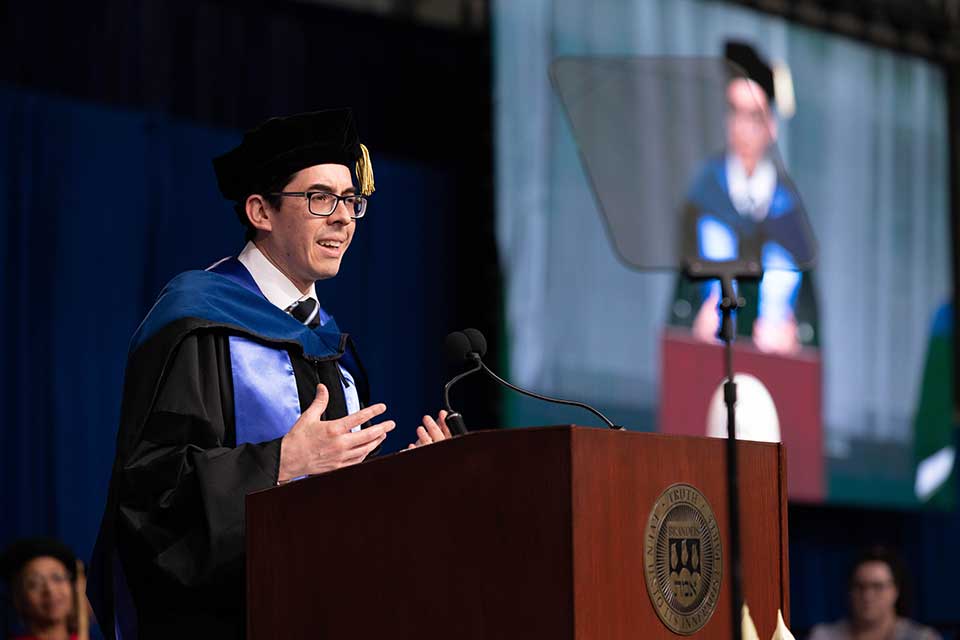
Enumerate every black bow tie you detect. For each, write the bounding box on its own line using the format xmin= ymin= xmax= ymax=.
xmin=286 ymin=298 xmax=321 ymax=329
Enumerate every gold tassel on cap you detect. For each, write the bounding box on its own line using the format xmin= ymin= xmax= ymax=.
xmin=356 ymin=143 xmax=375 ymax=196
xmin=773 ymin=61 xmax=796 ymax=120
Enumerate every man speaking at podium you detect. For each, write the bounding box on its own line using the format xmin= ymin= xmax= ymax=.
xmin=89 ymin=109 xmax=451 ymax=638
xmin=670 ymin=41 xmax=819 ymax=354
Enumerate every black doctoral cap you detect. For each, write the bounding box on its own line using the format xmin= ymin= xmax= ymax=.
xmin=0 ymin=537 xmax=77 ymax=583
xmin=212 ymin=108 xmax=376 ymax=206
xmin=724 ymin=40 xmax=775 ymax=104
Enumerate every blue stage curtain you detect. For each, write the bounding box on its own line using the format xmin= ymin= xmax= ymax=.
xmin=0 ymin=85 xmax=454 ymax=596
xmin=0 ymin=1 xmax=488 ymax=636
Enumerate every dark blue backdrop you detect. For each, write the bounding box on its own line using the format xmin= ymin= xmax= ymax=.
xmin=0 ymin=85 xmax=456 ymax=577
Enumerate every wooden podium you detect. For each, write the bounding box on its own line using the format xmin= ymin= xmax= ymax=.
xmin=247 ymin=427 xmax=789 ymax=639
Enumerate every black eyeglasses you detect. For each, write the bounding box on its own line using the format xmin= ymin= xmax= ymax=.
xmin=270 ymin=191 xmax=368 ymax=218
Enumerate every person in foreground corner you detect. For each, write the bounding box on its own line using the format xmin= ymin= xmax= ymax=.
xmin=808 ymin=547 xmax=942 ymax=640
xmin=88 ymin=108 xmax=451 ymax=639
xmin=1 ymin=537 xmax=88 ymax=640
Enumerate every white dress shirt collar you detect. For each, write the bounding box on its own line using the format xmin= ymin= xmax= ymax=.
xmin=725 ymin=153 xmax=777 ymax=222
xmin=236 ymin=241 xmax=318 ymax=311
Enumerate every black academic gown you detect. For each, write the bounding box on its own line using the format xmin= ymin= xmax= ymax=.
xmin=89 ymin=263 xmax=370 ymax=639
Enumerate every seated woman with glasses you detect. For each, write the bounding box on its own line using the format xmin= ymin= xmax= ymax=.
xmin=808 ymin=547 xmax=941 ymax=640
xmin=1 ymin=537 xmax=87 ymax=640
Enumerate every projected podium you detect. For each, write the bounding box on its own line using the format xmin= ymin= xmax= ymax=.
xmin=247 ymin=427 xmax=789 ymax=639
xmin=659 ymin=329 xmax=824 ymax=502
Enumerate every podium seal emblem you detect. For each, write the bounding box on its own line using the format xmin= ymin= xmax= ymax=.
xmin=643 ymin=483 xmax=722 ymax=635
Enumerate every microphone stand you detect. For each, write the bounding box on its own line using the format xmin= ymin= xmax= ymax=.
xmin=470 ymin=354 xmax=623 ymax=430
xmin=685 ymin=258 xmax=760 ymax=640
xmin=443 ymin=360 xmax=481 ymax=436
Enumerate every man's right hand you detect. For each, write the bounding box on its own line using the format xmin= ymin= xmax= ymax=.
xmin=278 ymin=384 xmax=394 ymax=483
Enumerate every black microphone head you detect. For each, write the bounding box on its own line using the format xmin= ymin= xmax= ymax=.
xmin=463 ymin=328 xmax=487 ymax=358
xmin=444 ymin=331 xmax=473 ymax=366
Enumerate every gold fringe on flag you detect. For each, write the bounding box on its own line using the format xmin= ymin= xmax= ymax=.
xmin=742 ymin=604 xmax=760 ymax=640
xmin=771 ymin=609 xmax=797 ymax=640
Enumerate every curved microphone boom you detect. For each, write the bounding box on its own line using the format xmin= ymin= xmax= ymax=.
xmin=460 ymin=327 xmax=622 ymax=430
xmin=441 ymin=331 xmax=478 ymax=436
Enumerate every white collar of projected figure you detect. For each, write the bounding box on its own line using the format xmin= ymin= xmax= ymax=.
xmin=725 ymin=153 xmax=777 ymax=222
xmin=237 ymin=240 xmax=319 ymax=312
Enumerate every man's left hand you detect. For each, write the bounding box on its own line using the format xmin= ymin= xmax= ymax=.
xmin=752 ymin=316 xmax=801 ymax=355
xmin=407 ymin=410 xmax=452 ymax=449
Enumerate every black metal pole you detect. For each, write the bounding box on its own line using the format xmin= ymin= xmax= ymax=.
xmin=719 ymin=274 xmax=743 ymax=640
xmin=684 ymin=258 xmax=759 ymax=640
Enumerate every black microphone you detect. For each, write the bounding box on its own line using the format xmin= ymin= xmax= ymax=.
xmin=445 ymin=330 xmax=474 ymax=364
xmin=463 ymin=327 xmax=487 ymax=358
xmin=460 ymin=327 xmax=622 ymax=430
xmin=440 ymin=331 xmax=478 ymax=436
